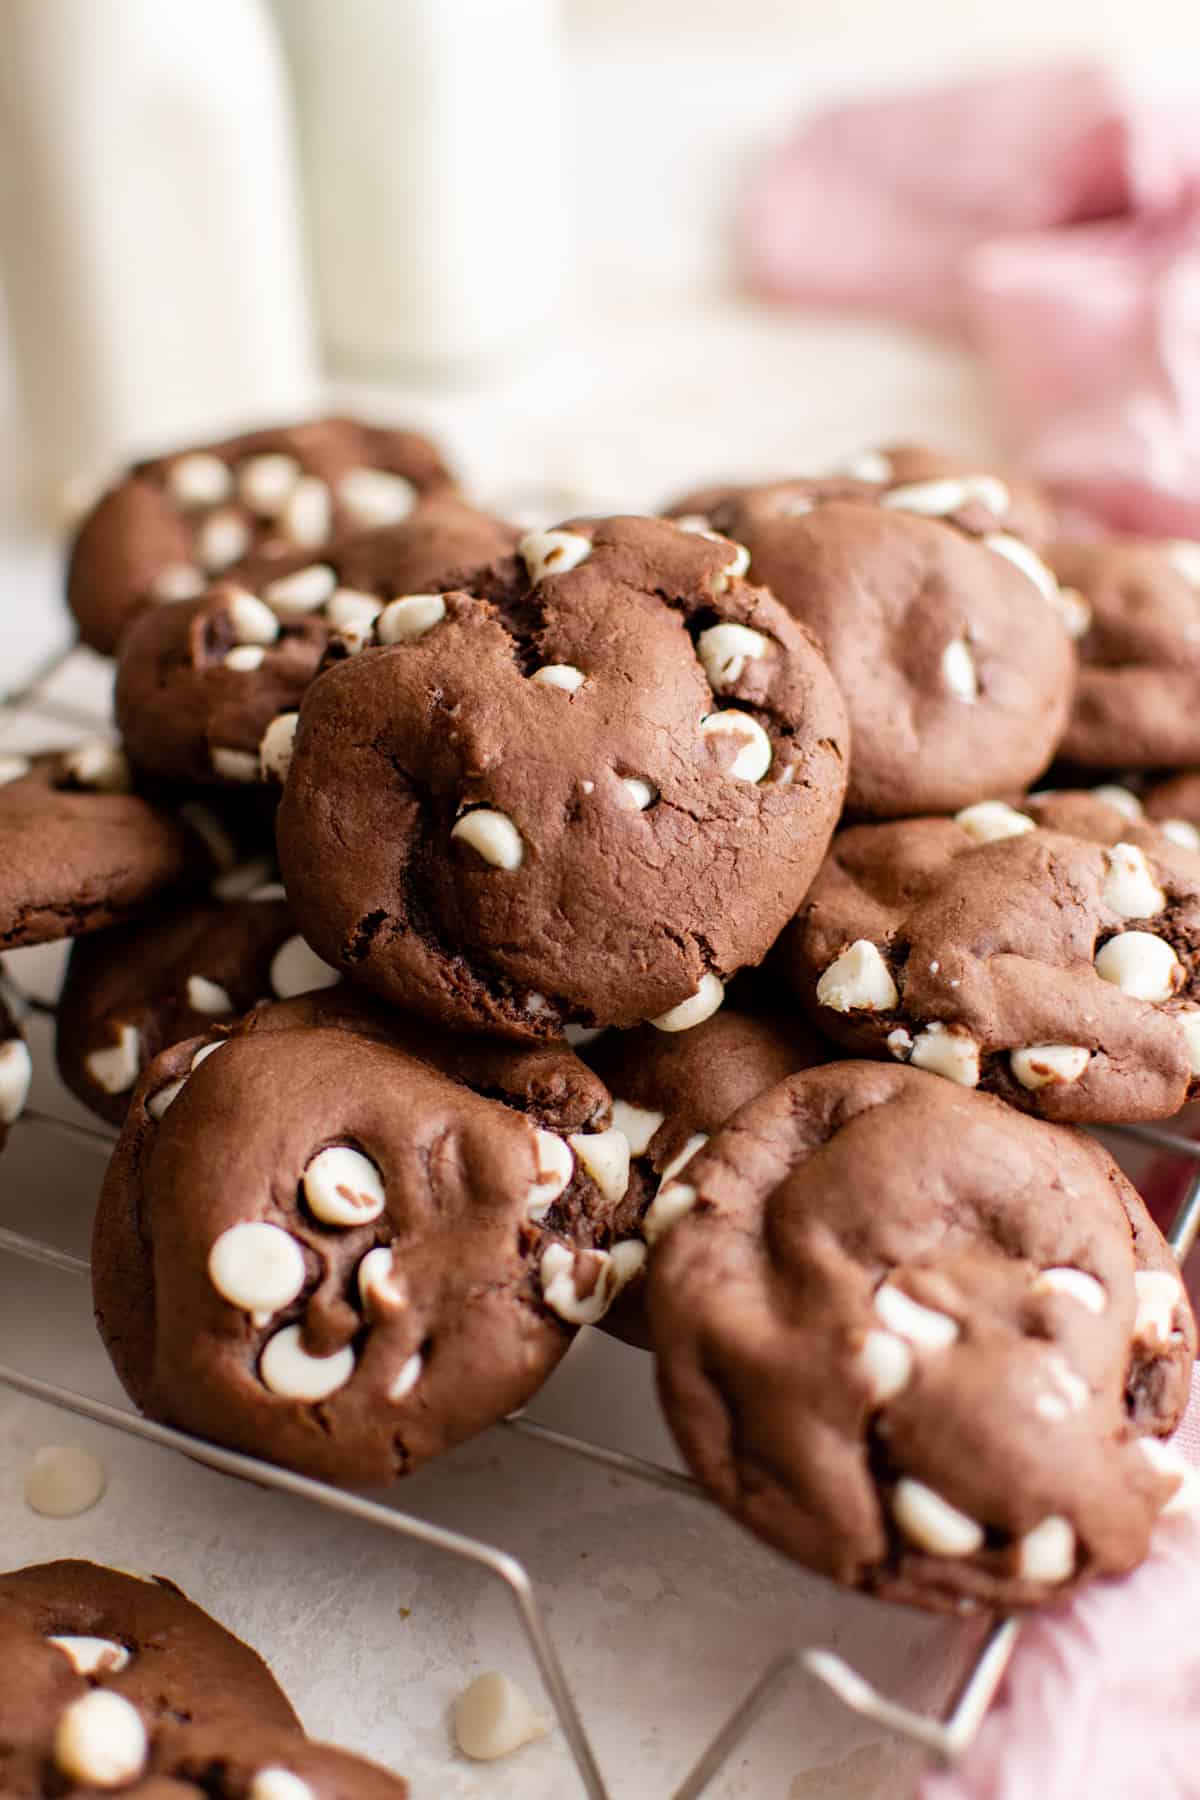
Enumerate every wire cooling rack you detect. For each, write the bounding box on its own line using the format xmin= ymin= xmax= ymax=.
xmin=3 ymin=638 xmax=1200 ymax=1799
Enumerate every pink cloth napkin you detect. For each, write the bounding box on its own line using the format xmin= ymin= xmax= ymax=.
xmin=743 ymin=63 xmax=1200 ymax=535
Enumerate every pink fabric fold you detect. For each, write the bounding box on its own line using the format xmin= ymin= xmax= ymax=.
xmin=743 ymin=63 xmax=1200 ymax=536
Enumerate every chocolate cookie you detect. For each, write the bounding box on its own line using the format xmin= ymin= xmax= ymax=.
xmin=93 ymin=994 xmax=648 ymax=1485
xmin=0 ymin=1558 xmax=299 ymax=1797
xmin=664 ymin=485 xmax=1078 ymax=818
xmin=0 ymin=982 xmax=32 ymax=1151
xmin=1050 ymin=536 xmax=1200 ymax=770
xmin=0 ymin=745 xmax=214 ymax=950
xmin=68 ymin=415 xmax=458 ymax=655
xmin=647 ymin=1062 xmax=1196 ymax=1612
xmin=274 ymin=515 xmax=849 ymax=1041
xmin=784 ymin=789 xmax=1200 ymax=1123
xmin=133 ymin=1727 xmax=409 ymax=1799
xmin=114 ymin=500 xmax=518 ymax=788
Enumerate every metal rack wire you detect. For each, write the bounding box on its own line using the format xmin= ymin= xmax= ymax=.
xmin=3 ymin=637 xmax=1199 ymax=1798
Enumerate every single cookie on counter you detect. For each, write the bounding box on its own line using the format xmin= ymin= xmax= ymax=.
xmin=93 ymin=992 xmax=649 ymax=1486
xmin=664 ymin=478 xmax=1078 ymax=819
xmin=647 ymin=1062 xmax=1196 ymax=1613
xmin=1049 ymin=536 xmax=1200 ymax=770
xmin=67 ymin=414 xmax=459 ymax=656
xmin=114 ymin=499 xmax=519 ymax=788
xmin=784 ymin=788 xmax=1200 ymax=1123
xmin=274 ymin=514 xmax=850 ymax=1041
xmin=0 ymin=1558 xmax=300 ymax=1798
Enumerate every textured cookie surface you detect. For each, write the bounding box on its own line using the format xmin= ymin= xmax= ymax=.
xmin=785 ymin=789 xmax=1200 ymax=1122
xmin=93 ymin=995 xmax=646 ymax=1485
xmin=0 ymin=1559 xmax=299 ymax=1798
xmin=68 ymin=414 xmax=457 ymax=655
xmin=276 ymin=515 xmax=849 ymax=1040
xmin=664 ymin=484 xmax=1077 ymax=818
xmin=648 ymin=1062 xmax=1195 ymax=1612
xmin=114 ymin=499 xmax=517 ymax=787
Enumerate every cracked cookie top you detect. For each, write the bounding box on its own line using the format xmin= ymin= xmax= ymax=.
xmin=273 ymin=514 xmax=849 ymax=1040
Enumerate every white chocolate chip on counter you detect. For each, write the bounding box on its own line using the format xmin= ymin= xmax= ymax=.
xmin=649 ymin=973 xmax=725 ymax=1033
xmin=1161 ymin=818 xmax=1200 ymax=852
xmin=260 ymin=712 xmax=299 ymax=784
xmin=60 ymin=739 xmax=131 ymax=793
xmin=186 ymin=974 xmax=234 ymax=1015
xmin=451 ymin=807 xmax=525 ymax=870
xmin=225 ymin=589 xmax=281 ymax=645
xmin=874 ymin=1283 xmax=960 ymax=1350
xmin=816 ymin=940 xmax=898 ymax=1013
xmin=25 ymin=1445 xmax=107 ymax=1517
xmin=1102 ymin=843 xmax=1166 ymax=919
xmin=1133 ymin=1270 xmax=1183 ymax=1345
xmin=0 ymin=1036 xmax=32 ymax=1122
xmin=909 ymin=1022 xmax=981 ymax=1087
xmin=54 ymin=1691 xmax=147 ymax=1789
xmin=454 ymin=1671 xmax=547 ymax=1763
xmin=208 ymin=1221 xmax=306 ymax=1325
xmin=339 ymin=466 xmax=417 ymax=528
xmin=539 ymin=1240 xmax=646 ymax=1326
xmin=642 ymin=1181 xmax=698 ymax=1245
xmin=260 ymin=1324 xmax=355 ymax=1401
xmin=954 ymin=800 xmax=1036 ymax=844
xmin=1163 ymin=539 xmax=1200 ymax=586
xmin=223 ymin=645 xmax=266 ymax=673
xmin=357 ymin=1246 xmax=407 ymax=1316
xmin=854 ymin=1329 xmax=913 ymax=1404
xmin=1016 ymin=1515 xmax=1076 ymax=1583
xmin=940 ymin=638 xmax=979 ymax=703
xmin=610 ymin=1099 xmax=665 ymax=1156
xmin=1010 ymin=1044 xmax=1091 ymax=1090
xmin=48 ymin=1635 xmax=131 ymax=1676
xmin=0 ymin=751 xmax=31 ymax=785
xmin=238 ymin=453 xmax=300 ymax=516
xmin=84 ymin=1023 xmax=141 ymax=1096
xmin=1094 ymin=930 xmax=1182 ymax=1001
xmin=1093 ymin=785 xmax=1144 ymax=821
xmin=567 ymin=1127 xmax=630 ymax=1205
xmin=262 ymin=563 xmax=337 ymax=614
xmin=168 ymin=452 xmax=232 ymax=510
xmin=377 ymin=593 xmax=447 ymax=644
xmin=892 ymin=1478 xmax=984 ymax=1557
xmin=286 ymin=473 xmax=334 ymax=548
xmin=303 ymin=1145 xmax=386 ymax=1227
xmin=520 ymin=529 xmax=592 ymax=584
xmin=1140 ymin=1437 xmax=1200 ymax=1515
xmin=152 ymin=562 xmax=206 ymax=602
xmin=621 ymin=775 xmax=657 ymax=810
xmin=526 ymin=1130 xmax=574 ymax=1220
xmin=696 ymin=622 xmax=769 ymax=691
xmin=249 ymin=1769 xmax=316 ymax=1800
xmin=198 ymin=508 xmax=251 ymax=574
xmin=211 ymin=747 xmax=259 ymax=784
xmin=530 ymin=663 xmax=586 ymax=692
xmin=699 ymin=710 xmax=772 ymax=782
xmin=270 ymin=935 xmax=340 ymax=999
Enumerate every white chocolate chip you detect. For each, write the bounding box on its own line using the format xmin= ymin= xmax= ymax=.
xmin=451 ymin=808 xmax=524 ymax=870
xmin=339 ymin=466 xmax=417 ymax=528
xmin=260 ymin=1324 xmax=355 ymax=1400
xmin=147 ymin=1078 xmax=185 ymax=1120
xmin=622 ymin=775 xmax=657 ymax=810
xmin=249 ymin=1770 xmax=316 ymax=1800
xmin=657 ymin=1132 xmax=708 ymax=1188
xmin=940 ymin=638 xmax=979 ymax=703
xmin=198 ymin=508 xmax=251 ymax=574
xmin=1031 ymin=1349 xmax=1091 ymax=1420
xmin=874 ymin=1283 xmax=960 ymax=1350
xmin=700 ymin=710 xmax=772 ymax=782
xmin=816 ymin=940 xmax=898 ymax=1013
xmin=883 ymin=474 xmax=1009 ymax=518
xmin=25 ymin=1445 xmax=107 ymax=1517
xmin=60 ymin=739 xmax=131 ymax=793
xmin=1017 ymin=1515 xmax=1076 ymax=1583
xmin=954 ymin=800 xmax=1036 ymax=844
xmin=151 ymin=562 xmax=205 ymax=602
xmin=357 ymin=1246 xmax=406 ymax=1315
xmin=610 ymin=1099 xmax=664 ymax=1157
xmin=84 ymin=1023 xmax=140 ymax=1097
xmin=886 ymin=1026 xmax=913 ymax=1059
xmin=1010 ymin=1044 xmax=1091 ymax=1090
xmin=208 ymin=1221 xmax=306 ymax=1325
xmin=696 ymin=622 xmax=769 ymax=692
xmin=262 ymin=563 xmax=337 ymax=614
xmin=48 ymin=1635 xmax=131 ymax=1677
xmin=707 ymin=541 xmax=751 ymax=593
xmin=526 ymin=1129 xmax=574 ymax=1219
xmin=520 ymin=529 xmax=592 ymax=583
xmin=1032 ymin=1266 xmax=1107 ymax=1312
xmin=270 ymin=935 xmax=340 ymax=999
xmin=303 ymin=1145 xmax=386 ymax=1227
xmin=325 ymin=588 xmax=383 ymax=638
xmin=223 ymin=644 xmax=266 ymax=672
xmin=1163 ymin=539 xmax=1200 ymax=586
xmin=454 ymin=1672 xmax=547 ymax=1763
xmin=1140 ymin=1436 xmax=1200 ymax=1514
xmin=211 ymin=746 xmax=259 ymax=783
xmin=567 ymin=1127 xmax=630 ymax=1205
xmin=1093 ymin=784 xmax=1144 ymax=821
xmin=649 ymin=973 xmax=724 ymax=1033
xmin=377 ymin=593 xmax=447 ymax=644
xmin=0 ymin=751 xmax=31 ymax=785
xmin=186 ymin=974 xmax=234 ymax=1015
xmin=1161 ymin=818 xmax=1200 ymax=852
xmin=0 ymin=1037 xmax=31 ymax=1124
xmin=673 ymin=514 xmax=714 ymax=534
xmin=854 ymin=1329 xmax=913 ymax=1403
xmin=1102 ymin=842 xmax=1166 ymax=919
xmin=224 ymin=592 xmax=278 ymax=652
xmin=530 ymin=663 xmax=586 ymax=693
xmin=248 ymin=881 xmax=287 ymax=902
xmin=1094 ymin=930 xmax=1181 ymax=1001
xmin=180 ymin=802 xmax=238 ymax=871
xmin=982 ymin=533 xmax=1056 ymax=602
xmin=893 ymin=1478 xmax=984 ymax=1556
xmin=389 ymin=1353 xmax=423 ymax=1402
xmin=190 ymin=1042 xmax=223 ymax=1071
xmin=838 ymin=449 xmax=893 ymax=483
xmin=238 ymin=453 xmax=300 ymax=515
xmin=168 ymin=452 xmax=232 ymax=510
xmin=642 ymin=1181 xmax=698 ymax=1244
xmin=54 ymin=1690 xmax=147 ymax=1789
xmin=1178 ymin=1008 xmax=1200 ymax=1074
xmin=909 ymin=1022 xmax=981 ymax=1087
xmin=1134 ymin=1269 xmax=1183 ymax=1346
xmin=260 ymin=712 xmax=299 ymax=784
xmin=539 ymin=1240 xmax=646 ymax=1325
